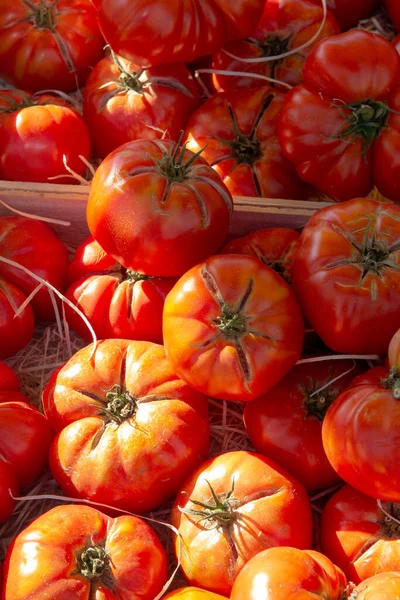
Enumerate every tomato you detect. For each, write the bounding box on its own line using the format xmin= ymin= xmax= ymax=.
xmin=65 ymin=236 xmax=176 ymax=342
xmin=394 ymin=34 xmax=400 ymax=55
xmin=0 ymin=91 xmax=91 ymax=184
xmin=0 ymin=0 xmax=104 ymax=93
xmin=162 ymin=589 xmax=227 ymax=600
xmin=0 ymin=361 xmax=19 ymax=391
xmin=0 ymin=216 xmax=69 ymax=321
xmin=230 ymin=546 xmax=346 ymax=600
xmin=316 ymin=0 xmax=379 ymax=30
xmin=321 ymin=484 xmax=400 ymax=583
xmin=220 ymin=228 xmax=300 ymax=283
xmin=185 ymin=87 xmax=310 ymax=200
xmin=278 ymin=31 xmax=400 ymax=203
xmin=384 ymin=0 xmax=400 ymax=32
xmin=0 ymin=279 xmax=34 ymax=359
xmin=212 ymin=0 xmax=340 ymax=91
xmin=244 ymin=359 xmax=365 ymax=492
xmin=0 ymin=459 xmax=17 ymax=525
xmin=292 ymin=198 xmax=400 ymax=354
xmin=348 ymin=573 xmax=400 ymax=599
xmin=98 ymin=0 xmax=265 ymax=68
xmin=83 ymin=53 xmax=199 ymax=158
xmin=171 ymin=451 xmax=312 ymax=596
xmin=87 ymin=139 xmax=233 ymax=277
xmin=163 ymin=254 xmax=304 ymax=402
xmin=3 ymin=504 xmax=168 ymax=599
xmin=43 ymin=339 xmax=210 ymax=514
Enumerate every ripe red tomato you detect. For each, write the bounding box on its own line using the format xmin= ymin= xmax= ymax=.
xmin=0 ymin=361 xmax=19 ymax=391
xmin=317 ymin=0 xmax=379 ymax=30
xmin=65 ymin=236 xmax=176 ymax=342
xmin=0 ymin=279 xmax=34 ymax=359
xmin=0 ymin=91 xmax=91 ymax=184
xmin=185 ymin=87 xmax=310 ymax=200
xmin=394 ymin=34 xmax=400 ymax=55
xmin=87 ymin=139 xmax=233 ymax=277
xmin=43 ymin=339 xmax=210 ymax=514
xmin=3 ymin=504 xmax=168 ymax=599
xmin=278 ymin=31 xmax=400 ymax=203
xmin=0 ymin=0 xmax=104 ymax=93
xmin=83 ymin=54 xmax=199 ymax=158
xmin=171 ymin=451 xmax=312 ymax=596
xmin=98 ymin=0 xmax=265 ymax=67
xmin=384 ymin=0 xmax=400 ymax=32
xmin=348 ymin=573 xmax=400 ymax=599
xmin=163 ymin=254 xmax=304 ymax=402
xmin=230 ymin=547 xmax=346 ymax=600
xmin=244 ymin=359 xmax=365 ymax=492
xmin=212 ymin=0 xmax=340 ymax=91
xmin=220 ymin=227 xmax=300 ymax=283
xmin=163 ymin=590 xmax=227 ymax=600
xmin=321 ymin=484 xmax=400 ymax=583
xmin=292 ymin=199 xmax=400 ymax=354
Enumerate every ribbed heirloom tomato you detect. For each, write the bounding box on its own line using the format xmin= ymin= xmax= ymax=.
xmin=349 ymin=573 xmax=400 ymax=599
xmin=163 ymin=589 xmax=227 ymax=600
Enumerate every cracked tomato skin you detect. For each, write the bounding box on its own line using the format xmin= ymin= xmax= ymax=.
xmin=163 ymin=254 xmax=304 ymax=402
xmin=163 ymin=589 xmax=228 ymax=600
xmin=0 ymin=279 xmax=34 ymax=359
xmin=349 ymin=573 xmax=400 ymax=599
xmin=292 ymin=199 xmax=400 ymax=354
xmin=87 ymin=139 xmax=233 ymax=277
xmin=0 ymin=0 xmax=104 ymax=93
xmin=230 ymin=546 xmax=346 ymax=600
xmin=278 ymin=30 xmax=400 ymax=203
xmin=3 ymin=504 xmax=168 ymax=600
xmin=171 ymin=451 xmax=312 ymax=597
xmin=185 ymin=87 xmax=310 ymax=200
xmin=43 ymin=339 xmax=210 ymax=514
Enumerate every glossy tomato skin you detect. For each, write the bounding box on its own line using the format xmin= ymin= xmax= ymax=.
xmin=163 ymin=254 xmax=304 ymax=402
xmin=349 ymin=573 xmax=400 ymax=599
xmin=3 ymin=504 xmax=168 ymax=599
xmin=0 ymin=0 xmax=104 ymax=93
xmin=83 ymin=55 xmax=199 ymax=158
xmin=162 ymin=589 xmax=227 ymax=600
xmin=171 ymin=451 xmax=312 ymax=596
xmin=65 ymin=236 xmax=176 ymax=342
xmin=278 ymin=31 xmax=400 ymax=203
xmin=321 ymin=484 xmax=400 ymax=583
xmin=44 ymin=339 xmax=210 ymax=514
xmin=212 ymin=0 xmax=340 ymax=91
xmin=98 ymin=0 xmax=265 ymax=67
xmin=87 ymin=139 xmax=233 ymax=277
xmin=292 ymin=199 xmax=400 ymax=354
xmin=0 ymin=279 xmax=34 ymax=359
xmin=230 ymin=547 xmax=346 ymax=600
xmin=384 ymin=0 xmax=400 ymax=32
xmin=185 ymin=87 xmax=310 ymax=200
xmin=0 ymin=217 xmax=69 ymax=321
xmin=0 ymin=361 xmax=19 ymax=391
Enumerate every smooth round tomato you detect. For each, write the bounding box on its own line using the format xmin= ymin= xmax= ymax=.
xmin=163 ymin=254 xmax=304 ymax=402
xmin=0 ymin=0 xmax=104 ymax=93
xmin=98 ymin=0 xmax=265 ymax=67
xmin=171 ymin=451 xmax=312 ymax=596
xmin=314 ymin=0 xmax=379 ymax=30
xmin=0 ymin=278 xmax=34 ymax=359
xmin=87 ymin=139 xmax=233 ymax=277
xmin=43 ymin=339 xmax=210 ymax=514
xmin=65 ymin=236 xmax=176 ymax=342
xmin=244 ymin=359 xmax=365 ymax=492
xmin=230 ymin=547 xmax=346 ymax=600
xmin=162 ymin=589 xmax=227 ymax=600
xmin=349 ymin=573 xmax=400 ymax=599
xmin=384 ymin=0 xmax=400 ymax=32
xmin=185 ymin=87 xmax=310 ymax=200
xmin=83 ymin=54 xmax=199 ymax=158
xmin=3 ymin=504 xmax=168 ymax=599
xmin=292 ymin=199 xmax=400 ymax=354
xmin=0 ymin=361 xmax=19 ymax=392
xmin=212 ymin=0 xmax=340 ymax=91
xmin=321 ymin=484 xmax=400 ymax=583
xmin=220 ymin=227 xmax=300 ymax=283
xmin=278 ymin=30 xmax=400 ymax=203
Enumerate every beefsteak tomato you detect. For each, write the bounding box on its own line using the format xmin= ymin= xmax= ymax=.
xmin=348 ymin=573 xmax=400 ymax=599
xmin=163 ymin=589 xmax=227 ymax=600
xmin=0 ymin=279 xmax=34 ymax=359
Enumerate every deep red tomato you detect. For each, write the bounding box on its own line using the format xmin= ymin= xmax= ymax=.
xmin=43 ymin=339 xmax=210 ymax=514
xmin=212 ymin=0 xmax=340 ymax=91
xmin=163 ymin=254 xmax=304 ymax=402
xmin=65 ymin=236 xmax=176 ymax=342
xmin=348 ymin=573 xmax=400 ymax=599
xmin=394 ymin=34 xmax=400 ymax=55
xmin=278 ymin=30 xmax=400 ymax=203
xmin=322 ymin=366 xmax=400 ymax=501
xmin=83 ymin=53 xmax=199 ymax=158
xmin=0 ymin=459 xmax=17 ymax=524
xmin=314 ymin=0 xmax=379 ymax=30
xmin=0 ymin=279 xmax=34 ymax=359
xmin=0 ymin=216 xmax=69 ymax=321
xmin=3 ymin=504 xmax=168 ymax=599
xmin=321 ymin=484 xmax=400 ymax=583
xmin=171 ymin=451 xmax=312 ymax=596
xmin=384 ymin=0 xmax=400 ymax=32
xmin=230 ymin=547 xmax=346 ymax=600
xmin=0 ymin=0 xmax=104 ymax=93
xmin=0 ymin=361 xmax=19 ymax=391
xmin=163 ymin=589 xmax=227 ymax=600
xmin=185 ymin=87 xmax=310 ymax=200
xmin=220 ymin=227 xmax=300 ymax=283
xmin=0 ymin=91 xmax=91 ymax=184
xmin=98 ymin=0 xmax=265 ymax=68
xmin=87 ymin=139 xmax=233 ymax=277
xmin=244 ymin=359 xmax=365 ymax=492
xmin=292 ymin=199 xmax=400 ymax=354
